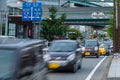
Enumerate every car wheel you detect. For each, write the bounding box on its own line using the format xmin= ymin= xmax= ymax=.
xmin=82 ymin=54 xmax=85 ymax=58
xmin=71 ymin=63 xmax=78 ymax=73
xmin=78 ymin=62 xmax=82 ymax=69
xmin=106 ymin=52 xmax=110 ymax=56
xmin=96 ymin=53 xmax=100 ymax=58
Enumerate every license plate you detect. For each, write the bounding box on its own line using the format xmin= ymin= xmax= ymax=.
xmin=48 ymin=63 xmax=60 ymax=69
xmin=85 ymin=52 xmax=90 ymax=56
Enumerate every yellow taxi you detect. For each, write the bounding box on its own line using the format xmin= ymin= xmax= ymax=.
xmin=99 ymin=44 xmax=107 ymax=56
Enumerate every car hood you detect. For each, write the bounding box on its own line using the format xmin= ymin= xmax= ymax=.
xmin=85 ymin=46 xmax=96 ymax=49
xmin=48 ymin=51 xmax=74 ymax=57
xmin=99 ymin=48 xmax=105 ymax=50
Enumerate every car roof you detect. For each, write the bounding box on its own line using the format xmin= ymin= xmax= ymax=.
xmin=85 ymin=39 xmax=98 ymax=42
xmin=52 ymin=40 xmax=77 ymax=43
xmin=0 ymin=38 xmax=44 ymax=49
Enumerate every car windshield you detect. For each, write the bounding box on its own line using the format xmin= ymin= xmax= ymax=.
xmin=85 ymin=41 xmax=98 ymax=47
xmin=0 ymin=49 xmax=16 ymax=79
xmin=104 ymin=40 xmax=113 ymax=46
xmin=99 ymin=44 xmax=105 ymax=48
xmin=49 ymin=42 xmax=77 ymax=52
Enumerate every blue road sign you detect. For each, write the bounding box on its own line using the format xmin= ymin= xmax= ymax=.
xmin=22 ymin=2 xmax=42 ymax=21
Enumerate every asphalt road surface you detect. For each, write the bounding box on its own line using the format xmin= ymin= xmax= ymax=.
xmin=44 ymin=56 xmax=112 ymax=80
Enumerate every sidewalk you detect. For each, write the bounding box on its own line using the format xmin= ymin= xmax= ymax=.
xmin=107 ymin=53 xmax=120 ymax=80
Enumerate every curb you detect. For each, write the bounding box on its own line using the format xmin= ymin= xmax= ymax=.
xmin=107 ymin=53 xmax=120 ymax=80
xmin=102 ymin=56 xmax=113 ymax=80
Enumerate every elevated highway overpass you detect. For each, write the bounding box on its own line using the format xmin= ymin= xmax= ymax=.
xmin=42 ymin=7 xmax=113 ymax=25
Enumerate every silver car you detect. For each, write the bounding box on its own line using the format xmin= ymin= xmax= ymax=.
xmin=43 ymin=40 xmax=83 ymax=73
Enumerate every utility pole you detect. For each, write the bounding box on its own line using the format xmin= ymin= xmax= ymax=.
xmin=32 ymin=0 xmax=37 ymax=39
xmin=113 ymin=0 xmax=120 ymax=52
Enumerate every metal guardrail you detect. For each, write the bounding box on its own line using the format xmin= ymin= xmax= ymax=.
xmin=64 ymin=18 xmax=110 ymax=25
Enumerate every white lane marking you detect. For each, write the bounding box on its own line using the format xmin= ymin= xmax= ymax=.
xmin=85 ymin=56 xmax=107 ymax=80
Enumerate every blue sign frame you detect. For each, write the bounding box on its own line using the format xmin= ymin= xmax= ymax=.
xmin=22 ymin=2 xmax=42 ymax=21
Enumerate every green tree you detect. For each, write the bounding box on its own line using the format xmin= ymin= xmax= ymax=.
xmin=91 ymin=34 xmax=97 ymax=38
xmin=67 ymin=28 xmax=82 ymax=40
xmin=107 ymin=18 xmax=113 ymax=39
xmin=106 ymin=11 xmax=113 ymax=39
xmin=40 ymin=6 xmax=68 ymax=41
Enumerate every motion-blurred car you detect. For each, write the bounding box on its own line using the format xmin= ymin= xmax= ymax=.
xmin=43 ymin=40 xmax=83 ymax=73
xmin=99 ymin=44 xmax=110 ymax=56
xmin=0 ymin=36 xmax=16 ymax=43
xmin=0 ymin=38 xmax=46 ymax=80
xmin=82 ymin=39 xmax=100 ymax=58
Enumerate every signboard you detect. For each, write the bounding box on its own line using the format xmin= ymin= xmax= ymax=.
xmin=22 ymin=2 xmax=42 ymax=21
xmin=91 ymin=12 xmax=105 ymax=19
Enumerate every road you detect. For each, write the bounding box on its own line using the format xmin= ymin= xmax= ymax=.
xmin=44 ymin=56 xmax=112 ymax=80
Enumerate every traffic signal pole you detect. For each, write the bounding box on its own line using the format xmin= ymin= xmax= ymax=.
xmin=113 ymin=0 xmax=120 ymax=52
xmin=32 ymin=0 xmax=37 ymax=39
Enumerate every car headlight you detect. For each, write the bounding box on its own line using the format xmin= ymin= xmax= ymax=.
xmin=43 ymin=54 xmax=51 ymax=62
xmin=67 ymin=54 xmax=75 ymax=61
xmin=94 ymin=47 xmax=98 ymax=51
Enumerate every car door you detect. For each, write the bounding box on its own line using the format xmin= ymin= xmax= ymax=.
xmin=76 ymin=43 xmax=82 ymax=66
